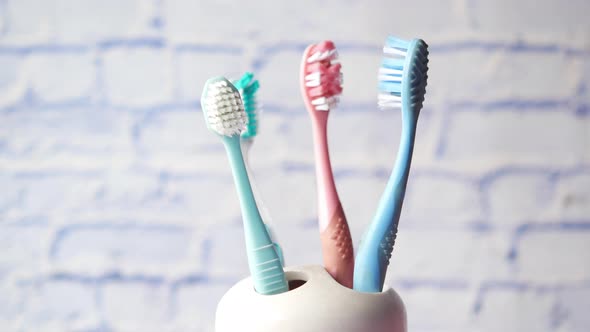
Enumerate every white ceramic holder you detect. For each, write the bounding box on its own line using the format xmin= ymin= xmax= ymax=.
xmin=216 ymin=265 xmax=406 ymax=332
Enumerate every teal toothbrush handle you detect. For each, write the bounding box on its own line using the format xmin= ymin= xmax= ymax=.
xmin=353 ymin=111 xmax=418 ymax=292
xmin=223 ymin=136 xmax=289 ymax=295
xmin=242 ymin=140 xmax=285 ymax=267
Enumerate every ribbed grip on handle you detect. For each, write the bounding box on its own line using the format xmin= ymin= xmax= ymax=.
xmin=249 ymin=244 xmax=289 ymax=295
xmin=320 ymin=202 xmax=354 ymax=288
xmin=379 ymin=227 xmax=398 ymax=270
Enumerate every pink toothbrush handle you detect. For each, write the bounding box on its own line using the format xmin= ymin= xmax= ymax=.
xmin=312 ymin=116 xmax=354 ymax=287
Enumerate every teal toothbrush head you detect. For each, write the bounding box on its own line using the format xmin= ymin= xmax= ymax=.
xmin=201 ymin=76 xmax=248 ymax=138
xmin=233 ymin=72 xmax=260 ymax=140
xmin=353 ymin=36 xmax=429 ymax=293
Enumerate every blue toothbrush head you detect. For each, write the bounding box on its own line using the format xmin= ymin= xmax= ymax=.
xmin=233 ymin=72 xmax=260 ymax=140
xmin=201 ymin=76 xmax=247 ymax=137
xmin=378 ymin=37 xmax=429 ymax=114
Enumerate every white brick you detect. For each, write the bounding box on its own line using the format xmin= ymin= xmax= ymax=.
xmin=164 ymin=0 xmax=253 ymax=44
xmin=282 ymin=0 xmax=460 ymax=44
xmin=390 ymin=230 xmax=512 ymax=281
xmin=207 ymin=224 xmax=249 ymax=278
xmin=487 ymin=171 xmax=553 ymax=225
xmin=0 ymin=0 xmax=53 ymax=45
xmin=442 ymin=110 xmax=588 ymax=168
xmin=338 ymin=50 xmax=380 ymax=104
xmin=263 ymin=111 xmax=435 ymax=171
xmin=91 ymin=171 xmax=161 ymax=213
xmin=163 ymin=176 xmax=241 ymax=224
xmin=22 ymin=280 xmax=99 ymax=331
xmin=335 ymin=111 xmax=437 ymax=170
xmin=138 ymin=109 xmax=217 ymax=157
xmin=269 ymin=224 xmax=322 ymax=267
xmin=0 ymin=280 xmax=23 ymax=330
xmin=102 ymin=48 xmax=173 ymax=107
xmin=400 ymin=287 xmax=474 ymax=331
xmin=475 ymin=288 xmax=554 ymax=332
xmin=257 ymin=49 xmax=302 ymax=108
xmin=0 ymin=176 xmax=21 ymax=214
xmin=428 ymin=50 xmax=583 ymax=104
xmin=403 ymin=174 xmax=483 ymax=224
xmin=2 ymin=174 xmax=102 ymax=216
xmin=102 ymin=282 xmax=169 ymax=331
xmin=173 ymin=282 xmax=231 ymax=331
xmin=470 ymin=0 xmax=590 ymax=43
xmin=0 ymin=55 xmax=26 ymax=107
xmin=0 ymin=109 xmax=134 ymax=171
xmin=337 ymin=174 xmax=392 ymax=240
xmin=27 ymin=53 xmax=96 ymax=103
xmin=255 ymin=168 xmax=316 ymax=225
xmin=248 ymin=113 xmax=310 ymax=165
xmin=551 ymin=172 xmax=590 ymax=220
xmin=558 ymin=287 xmax=590 ymax=331
xmin=164 ymin=0 xmax=459 ymax=44
xmin=54 ymin=0 xmax=156 ymax=43
xmin=515 ymin=231 xmax=590 ymax=282
xmin=176 ymin=52 xmax=245 ymax=102
xmin=135 ymin=110 xmax=222 ymax=171
xmin=139 ymin=148 xmax=230 ymax=175
xmin=52 ymin=225 xmax=193 ymax=275
xmin=340 ymin=173 xmax=483 ymax=241
xmin=0 ymin=223 xmax=48 ymax=272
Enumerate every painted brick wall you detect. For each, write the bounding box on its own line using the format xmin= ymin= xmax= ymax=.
xmin=0 ymin=0 xmax=589 ymax=331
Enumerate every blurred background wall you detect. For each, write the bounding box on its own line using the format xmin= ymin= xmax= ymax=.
xmin=0 ymin=0 xmax=589 ymax=331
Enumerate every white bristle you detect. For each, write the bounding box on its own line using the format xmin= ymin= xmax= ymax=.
xmin=379 ymin=68 xmax=403 ymax=76
xmin=379 ymin=93 xmax=401 ymax=102
xmin=317 ymin=50 xmax=330 ymax=61
xmin=378 ymin=93 xmax=402 ymax=110
xmin=311 ymin=97 xmax=326 ymax=105
xmin=307 ymin=51 xmax=321 ymax=63
xmin=383 ymin=47 xmax=407 ymax=57
xmin=305 ymin=72 xmax=320 ymax=81
xmin=307 ymin=48 xmax=338 ymax=63
xmin=204 ymin=80 xmax=247 ymax=136
xmin=313 ymin=96 xmax=338 ymax=111
xmin=305 ymin=79 xmax=320 ymax=87
xmin=378 ymin=74 xmax=402 ymax=82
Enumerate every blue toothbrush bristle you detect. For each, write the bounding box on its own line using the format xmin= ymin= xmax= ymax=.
xmin=378 ymin=36 xmax=429 ymax=112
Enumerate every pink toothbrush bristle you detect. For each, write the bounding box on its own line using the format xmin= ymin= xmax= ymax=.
xmin=304 ymin=41 xmax=343 ymax=112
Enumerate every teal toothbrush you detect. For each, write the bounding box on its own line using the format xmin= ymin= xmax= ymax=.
xmin=353 ymin=36 xmax=429 ymax=292
xmin=201 ymin=76 xmax=288 ymax=295
xmin=234 ymin=72 xmax=285 ymax=266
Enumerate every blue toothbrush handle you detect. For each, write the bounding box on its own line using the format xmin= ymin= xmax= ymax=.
xmin=354 ymin=112 xmax=418 ymax=292
xmin=223 ymin=137 xmax=289 ymax=295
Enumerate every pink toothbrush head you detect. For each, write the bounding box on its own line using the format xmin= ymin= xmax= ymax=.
xmin=301 ymin=41 xmax=343 ymax=117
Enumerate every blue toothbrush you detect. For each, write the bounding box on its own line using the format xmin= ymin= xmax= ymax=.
xmin=353 ymin=36 xmax=429 ymax=292
xmin=201 ymin=76 xmax=288 ymax=295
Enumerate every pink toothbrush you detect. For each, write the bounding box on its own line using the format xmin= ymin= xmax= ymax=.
xmin=300 ymin=41 xmax=354 ymax=288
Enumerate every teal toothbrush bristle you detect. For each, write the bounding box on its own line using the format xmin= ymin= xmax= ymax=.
xmin=378 ymin=36 xmax=429 ymax=113
xmin=233 ymin=72 xmax=260 ymax=139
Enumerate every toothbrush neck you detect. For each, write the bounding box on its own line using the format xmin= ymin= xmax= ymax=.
xmin=311 ymin=115 xmax=340 ymax=231
xmin=390 ymin=110 xmax=418 ymax=208
xmin=222 ymin=137 xmax=267 ymax=245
